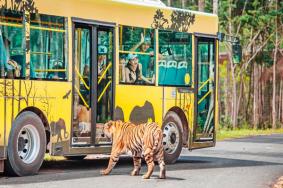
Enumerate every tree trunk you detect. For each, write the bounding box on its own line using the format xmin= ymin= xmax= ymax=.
xmin=181 ymin=0 xmax=187 ymax=9
xmin=213 ymin=0 xmax=218 ymax=15
xmin=198 ymin=0 xmax=205 ymax=11
xmin=272 ymin=0 xmax=278 ymax=129
xmin=253 ymin=63 xmax=259 ymax=129
xmin=225 ymin=60 xmax=231 ymax=125
xmin=167 ymin=0 xmax=171 ymax=6
xmin=231 ymin=64 xmax=238 ymax=129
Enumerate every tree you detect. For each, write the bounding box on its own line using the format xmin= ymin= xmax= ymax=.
xmin=198 ymin=0 xmax=205 ymax=11
xmin=213 ymin=0 xmax=218 ymax=15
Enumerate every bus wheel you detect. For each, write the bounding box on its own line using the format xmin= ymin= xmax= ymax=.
xmin=162 ymin=111 xmax=183 ymax=164
xmin=5 ymin=112 xmax=46 ymax=176
xmin=65 ymin=155 xmax=86 ymax=160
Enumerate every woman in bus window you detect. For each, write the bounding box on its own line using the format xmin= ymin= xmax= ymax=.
xmin=125 ymin=53 xmax=152 ymax=84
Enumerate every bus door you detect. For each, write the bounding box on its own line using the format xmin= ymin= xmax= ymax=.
xmin=191 ymin=36 xmax=216 ymax=149
xmin=72 ymin=20 xmax=114 ymax=146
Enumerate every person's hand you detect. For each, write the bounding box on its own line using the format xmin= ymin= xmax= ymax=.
xmin=140 ymin=33 xmax=145 ymax=43
xmin=149 ymin=51 xmax=154 ymax=56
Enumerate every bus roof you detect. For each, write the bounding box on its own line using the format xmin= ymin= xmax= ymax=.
xmin=0 ymin=0 xmax=218 ymax=35
xmin=113 ymin=0 xmax=166 ymax=7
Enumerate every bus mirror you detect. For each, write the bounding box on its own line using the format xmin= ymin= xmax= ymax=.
xmin=232 ymin=43 xmax=242 ymax=64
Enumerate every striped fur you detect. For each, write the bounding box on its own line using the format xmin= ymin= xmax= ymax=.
xmin=100 ymin=120 xmax=166 ymax=179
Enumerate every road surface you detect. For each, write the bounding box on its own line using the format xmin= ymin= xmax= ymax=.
xmin=1 ymin=134 xmax=283 ymax=188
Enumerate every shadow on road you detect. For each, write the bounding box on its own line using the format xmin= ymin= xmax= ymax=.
xmin=0 ymin=155 xmax=282 ymax=185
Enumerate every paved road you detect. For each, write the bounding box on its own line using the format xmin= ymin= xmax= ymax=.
xmin=1 ymin=134 xmax=283 ymax=188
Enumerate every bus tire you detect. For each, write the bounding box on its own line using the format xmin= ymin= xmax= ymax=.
xmin=65 ymin=155 xmax=86 ymax=160
xmin=5 ymin=112 xmax=46 ymax=176
xmin=162 ymin=111 xmax=183 ymax=164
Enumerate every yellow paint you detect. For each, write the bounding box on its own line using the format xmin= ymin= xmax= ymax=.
xmin=185 ymin=73 xmax=191 ymax=85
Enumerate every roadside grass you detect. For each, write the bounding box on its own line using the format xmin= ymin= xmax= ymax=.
xmin=217 ymin=128 xmax=283 ymax=141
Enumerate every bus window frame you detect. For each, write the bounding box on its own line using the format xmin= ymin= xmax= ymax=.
xmin=29 ymin=14 xmax=69 ymax=82
xmin=118 ymin=24 xmax=156 ymax=86
xmin=71 ymin=17 xmax=116 ymax=146
xmin=157 ymin=30 xmax=194 ymax=88
xmin=192 ymin=34 xmax=217 ymax=146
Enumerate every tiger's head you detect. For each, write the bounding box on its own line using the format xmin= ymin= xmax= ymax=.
xmin=102 ymin=120 xmax=123 ymax=139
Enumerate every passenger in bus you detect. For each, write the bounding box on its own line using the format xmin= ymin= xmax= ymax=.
xmin=130 ymin=33 xmax=154 ymax=78
xmin=124 ymin=53 xmax=152 ymax=84
xmin=0 ymin=31 xmax=21 ymax=78
xmin=119 ymin=55 xmax=127 ymax=82
xmin=98 ymin=45 xmax=108 ymax=76
xmin=47 ymin=61 xmax=66 ymax=80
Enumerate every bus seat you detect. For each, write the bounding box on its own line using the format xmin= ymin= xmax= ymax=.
xmin=176 ymin=61 xmax=187 ymax=85
xmin=158 ymin=60 xmax=166 ymax=85
xmin=163 ymin=60 xmax=177 ymax=85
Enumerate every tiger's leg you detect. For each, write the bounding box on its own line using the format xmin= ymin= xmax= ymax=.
xmin=156 ymin=148 xmax=166 ymax=179
xmin=143 ymin=148 xmax=155 ymax=179
xmin=131 ymin=153 xmax=142 ymax=176
xmin=100 ymin=147 xmax=122 ymax=175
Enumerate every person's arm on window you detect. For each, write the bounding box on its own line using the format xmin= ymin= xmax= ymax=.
xmin=138 ymin=63 xmax=152 ymax=84
xmin=130 ymin=33 xmax=144 ymax=52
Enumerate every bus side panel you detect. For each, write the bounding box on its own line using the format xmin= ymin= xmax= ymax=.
xmin=162 ymin=87 xmax=195 ymax=141
xmin=115 ymin=85 xmax=163 ymax=126
xmin=0 ymin=79 xmax=5 ymax=159
xmin=1 ymin=80 xmax=72 ymax=156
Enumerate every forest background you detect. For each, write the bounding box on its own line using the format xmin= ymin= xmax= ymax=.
xmin=161 ymin=0 xmax=283 ymax=133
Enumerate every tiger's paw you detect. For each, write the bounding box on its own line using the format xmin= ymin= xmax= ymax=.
xmin=142 ymin=174 xmax=151 ymax=179
xmin=131 ymin=169 xmax=140 ymax=176
xmin=100 ymin=169 xmax=110 ymax=175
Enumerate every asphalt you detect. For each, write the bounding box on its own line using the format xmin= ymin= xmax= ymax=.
xmin=0 ymin=134 xmax=283 ymax=188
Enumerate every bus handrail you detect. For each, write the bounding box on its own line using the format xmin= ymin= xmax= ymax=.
xmin=98 ymin=80 xmax=112 ymax=102
xmin=74 ymin=85 xmax=89 ymax=108
xmin=0 ymin=22 xmax=22 ymax=28
xmin=0 ymin=22 xmax=65 ymax=33
xmin=119 ymin=50 xmax=151 ymax=56
xmin=198 ymin=90 xmax=212 ymax=105
xmin=198 ymin=77 xmax=213 ymax=91
xmin=98 ymin=63 xmax=112 ymax=85
xmin=31 ymin=52 xmax=52 ymax=56
xmin=35 ymin=69 xmax=66 ymax=72
xmin=75 ymin=67 xmax=90 ymax=90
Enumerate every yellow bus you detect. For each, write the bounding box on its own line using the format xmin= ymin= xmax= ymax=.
xmin=0 ymin=0 xmax=219 ymax=176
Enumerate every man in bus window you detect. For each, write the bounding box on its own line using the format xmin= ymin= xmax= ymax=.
xmin=98 ymin=45 xmax=108 ymax=76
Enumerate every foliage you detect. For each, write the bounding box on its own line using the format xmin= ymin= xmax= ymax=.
xmin=162 ymin=0 xmax=283 ymax=129
xmin=217 ymin=128 xmax=283 ymax=141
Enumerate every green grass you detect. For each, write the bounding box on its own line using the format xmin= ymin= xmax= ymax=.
xmin=217 ymin=128 xmax=283 ymax=141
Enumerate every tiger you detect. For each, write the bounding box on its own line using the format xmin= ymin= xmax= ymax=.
xmin=100 ymin=120 xmax=166 ymax=179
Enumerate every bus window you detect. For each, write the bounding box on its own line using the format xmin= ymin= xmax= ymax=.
xmin=30 ymin=14 xmax=67 ymax=80
xmin=119 ymin=26 xmax=155 ymax=85
xmin=97 ymin=28 xmax=114 ymax=123
xmin=0 ymin=10 xmax=25 ymax=79
xmin=158 ymin=31 xmax=192 ymax=86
